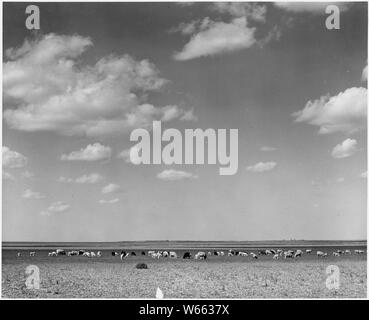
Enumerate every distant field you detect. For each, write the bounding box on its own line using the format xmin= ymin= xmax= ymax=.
xmin=2 ymin=240 xmax=367 ymax=250
xmin=2 ymin=241 xmax=367 ymax=298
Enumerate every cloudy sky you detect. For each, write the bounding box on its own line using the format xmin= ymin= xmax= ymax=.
xmin=2 ymin=2 xmax=367 ymax=241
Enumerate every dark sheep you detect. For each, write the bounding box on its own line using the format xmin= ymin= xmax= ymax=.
xmin=135 ymin=263 xmax=148 ymax=269
xmin=183 ymin=252 xmax=191 ymax=259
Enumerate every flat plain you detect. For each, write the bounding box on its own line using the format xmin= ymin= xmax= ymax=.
xmin=2 ymin=242 xmax=366 ymax=298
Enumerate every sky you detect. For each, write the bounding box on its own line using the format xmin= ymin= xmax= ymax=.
xmin=2 ymin=2 xmax=367 ymax=241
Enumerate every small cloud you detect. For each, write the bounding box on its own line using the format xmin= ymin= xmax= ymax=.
xmin=247 ymin=161 xmax=277 ymax=172
xmin=331 ymin=138 xmax=357 ymax=159
xmin=173 ymin=17 xmax=257 ymax=61
xmin=99 ymin=198 xmax=120 ymax=204
xmin=360 ymin=171 xmax=367 ymax=178
xmin=41 ymin=201 xmax=70 ymax=216
xmin=260 ymin=146 xmax=276 ymax=152
xmin=75 ymin=173 xmax=104 ymax=184
xmin=58 ymin=173 xmax=104 ymax=184
xmin=157 ymin=169 xmax=198 ymax=181
xmin=61 ymin=143 xmax=111 ymax=162
xmin=102 ymin=183 xmax=121 ymax=194
xmin=57 ymin=176 xmax=74 ymax=183
xmin=22 ymin=189 xmax=45 ymax=199
xmin=336 ymin=177 xmax=345 ymax=183
xmin=2 ymin=146 xmax=27 ymax=169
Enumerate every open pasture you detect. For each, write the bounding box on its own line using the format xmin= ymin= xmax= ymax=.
xmin=2 ymin=244 xmax=366 ymax=298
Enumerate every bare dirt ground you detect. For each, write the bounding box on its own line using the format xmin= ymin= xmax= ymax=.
xmin=2 ymin=249 xmax=366 ymax=298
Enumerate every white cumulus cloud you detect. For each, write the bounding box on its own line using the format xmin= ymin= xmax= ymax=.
xmin=331 ymin=138 xmax=358 ymax=159
xmin=61 ymin=143 xmax=111 ymax=161
xmin=101 ymin=183 xmax=121 ymax=194
xmin=99 ymin=198 xmax=120 ymax=204
xmin=3 ymin=33 xmax=194 ymax=137
xmin=247 ymin=161 xmax=277 ymax=172
xmin=173 ymin=17 xmax=256 ymax=61
xmin=157 ymin=169 xmax=198 ymax=181
xmin=22 ymin=189 xmax=45 ymax=199
xmin=58 ymin=173 xmax=104 ymax=184
xmin=75 ymin=173 xmax=104 ymax=184
xmin=40 ymin=201 xmax=70 ymax=216
xmin=2 ymin=146 xmax=27 ymax=169
xmin=292 ymin=87 xmax=367 ymax=134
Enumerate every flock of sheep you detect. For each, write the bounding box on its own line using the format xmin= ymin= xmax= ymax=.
xmin=143 ymin=248 xmax=365 ymax=260
xmin=16 ymin=248 xmax=366 ymax=260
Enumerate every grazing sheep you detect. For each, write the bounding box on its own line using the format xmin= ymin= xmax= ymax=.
xmin=195 ymin=252 xmax=207 ymax=260
xmin=151 ymin=252 xmax=161 ymax=259
xmin=294 ymin=250 xmax=303 ymax=258
xmin=317 ymin=251 xmax=327 ymax=257
xmin=56 ymin=249 xmax=66 ymax=256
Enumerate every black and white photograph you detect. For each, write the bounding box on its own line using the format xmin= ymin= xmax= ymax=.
xmin=1 ymin=1 xmax=367 ymax=300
